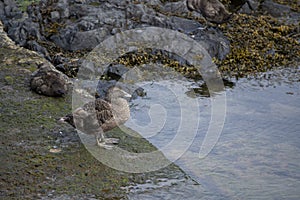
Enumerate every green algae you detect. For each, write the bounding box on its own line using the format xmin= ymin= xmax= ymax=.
xmin=1 ymin=1 xmax=298 ymax=198
xmin=16 ymin=0 xmax=40 ymax=12
xmin=0 ymin=65 xmax=128 ymax=198
xmin=4 ymin=76 xmax=14 ymax=85
xmin=0 ymin=37 xmax=188 ymax=199
xmin=114 ymin=49 xmax=201 ymax=80
xmin=155 ymin=1 xmax=299 ymax=79
xmin=89 ymin=2 xmax=102 ymax=7
xmin=0 ymin=41 xmax=121 ymax=198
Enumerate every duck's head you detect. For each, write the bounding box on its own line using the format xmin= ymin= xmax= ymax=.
xmin=106 ymin=86 xmax=131 ymax=101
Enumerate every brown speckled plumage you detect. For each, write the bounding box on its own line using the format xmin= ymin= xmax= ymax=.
xmin=30 ymin=63 xmax=69 ymax=97
xmin=60 ymin=86 xmax=131 ymax=149
xmin=187 ymin=0 xmax=232 ymax=24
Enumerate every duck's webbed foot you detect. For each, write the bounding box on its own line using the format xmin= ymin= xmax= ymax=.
xmin=96 ymin=139 xmax=114 ymax=150
xmin=103 ymin=138 xmax=119 ymax=144
xmin=95 ymin=132 xmax=118 ymax=150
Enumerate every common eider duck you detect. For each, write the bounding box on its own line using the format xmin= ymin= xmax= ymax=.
xmin=59 ymin=86 xmax=131 ymax=149
xmin=30 ymin=63 xmax=69 ymax=97
xmin=186 ymin=0 xmax=232 ymax=24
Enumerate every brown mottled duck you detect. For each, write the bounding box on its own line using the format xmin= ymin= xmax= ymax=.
xmin=60 ymin=86 xmax=131 ymax=149
xmin=30 ymin=63 xmax=69 ymax=97
xmin=186 ymin=0 xmax=232 ymax=24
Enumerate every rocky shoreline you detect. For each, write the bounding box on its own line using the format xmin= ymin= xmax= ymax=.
xmin=1 ymin=0 xmax=299 ymax=80
xmin=0 ymin=0 xmax=299 ymax=199
xmin=0 ymin=19 xmax=191 ymax=200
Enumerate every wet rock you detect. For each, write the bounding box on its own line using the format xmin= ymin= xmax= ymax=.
xmin=0 ymin=20 xmax=16 ymax=48
xmin=25 ymin=40 xmax=51 ymax=61
xmin=3 ymin=0 xmax=298 ymax=74
xmin=261 ymin=0 xmax=291 ymax=17
xmin=2 ymin=11 xmax=196 ymax=199
xmin=106 ymin=64 xmax=130 ymax=80
xmin=191 ymin=28 xmax=230 ymax=60
xmin=6 ymin=18 xmax=45 ymax=53
xmin=30 ymin=63 xmax=70 ymax=97
xmin=169 ymin=16 xmax=203 ymax=33
xmin=51 ymin=27 xmax=110 ymax=51
xmin=96 ymin=79 xmax=118 ymax=99
xmin=54 ymin=57 xmax=81 ymax=78
xmin=131 ymin=87 xmax=147 ymax=99
xmin=162 ymin=0 xmax=189 ymax=14
xmin=0 ymin=0 xmax=22 ymax=20
xmin=227 ymin=0 xmax=248 ymax=12
xmin=1 ymin=0 xmax=231 ymax=60
xmin=260 ymin=0 xmax=300 ymax=24
xmin=0 ymin=1 xmax=48 ymax=58
xmin=52 ymin=53 xmax=69 ymax=66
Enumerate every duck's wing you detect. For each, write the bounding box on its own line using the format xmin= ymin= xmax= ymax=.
xmin=205 ymin=0 xmax=231 ymax=22
xmin=203 ymin=0 xmax=222 ymax=16
xmin=94 ymin=99 xmax=114 ymax=124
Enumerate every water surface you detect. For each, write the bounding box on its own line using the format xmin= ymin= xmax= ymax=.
xmin=126 ymin=67 xmax=300 ymax=199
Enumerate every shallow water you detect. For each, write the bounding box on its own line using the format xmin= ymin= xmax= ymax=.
xmin=126 ymin=67 xmax=300 ymax=199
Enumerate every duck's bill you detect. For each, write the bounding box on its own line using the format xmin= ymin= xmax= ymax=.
xmin=123 ymin=91 xmax=132 ymax=98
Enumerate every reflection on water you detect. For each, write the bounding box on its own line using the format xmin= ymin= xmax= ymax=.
xmin=126 ymin=67 xmax=300 ymax=199
xmin=127 ymin=80 xmax=198 ymax=151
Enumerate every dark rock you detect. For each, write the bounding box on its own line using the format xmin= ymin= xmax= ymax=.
xmin=96 ymin=80 xmax=117 ymax=99
xmin=106 ymin=64 xmax=130 ymax=80
xmin=26 ymin=3 xmax=43 ymax=22
xmin=54 ymin=57 xmax=81 ymax=78
xmin=1 ymin=0 xmax=231 ymax=63
xmin=228 ymin=0 xmax=248 ymax=12
xmin=6 ymin=18 xmax=44 ymax=48
xmin=260 ymin=0 xmax=300 ymax=24
xmin=0 ymin=1 xmax=5 ymax=18
xmin=52 ymin=53 xmax=69 ymax=66
xmin=162 ymin=0 xmax=189 ymax=14
xmin=49 ymin=27 xmax=78 ymax=51
xmin=191 ymin=28 xmax=230 ymax=60
xmin=239 ymin=0 xmax=260 ymax=14
xmin=52 ymin=27 xmax=110 ymax=51
xmin=77 ymin=20 xmax=96 ymax=31
xmin=131 ymin=87 xmax=147 ymax=99
xmin=25 ymin=40 xmax=51 ymax=61
xmin=260 ymin=0 xmax=291 ymax=17
xmin=2 ymin=0 xmax=22 ymax=19
xmin=169 ymin=16 xmax=203 ymax=34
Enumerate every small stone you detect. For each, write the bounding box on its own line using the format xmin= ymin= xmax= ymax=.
xmin=49 ymin=148 xmax=62 ymax=153
xmin=74 ymin=0 xmax=86 ymax=4
xmin=51 ymin=11 xmax=60 ymax=20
